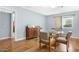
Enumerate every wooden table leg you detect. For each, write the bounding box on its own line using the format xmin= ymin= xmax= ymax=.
xmin=49 ymin=37 xmax=51 ymax=52
xmin=67 ymin=41 xmax=69 ymax=52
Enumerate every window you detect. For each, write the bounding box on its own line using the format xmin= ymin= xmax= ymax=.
xmin=62 ymin=15 xmax=74 ymax=28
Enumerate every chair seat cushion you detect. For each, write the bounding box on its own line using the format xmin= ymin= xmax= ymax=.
xmin=56 ymin=37 xmax=67 ymax=44
xmin=57 ymin=37 xmax=65 ymax=40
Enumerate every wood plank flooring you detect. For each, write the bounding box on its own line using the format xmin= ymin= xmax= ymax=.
xmin=0 ymin=38 xmax=12 ymax=52
xmin=0 ymin=38 xmax=79 ymax=52
xmin=12 ymin=38 xmax=79 ymax=52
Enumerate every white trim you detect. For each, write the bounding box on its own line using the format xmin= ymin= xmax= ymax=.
xmin=0 ymin=37 xmax=11 ymax=40
xmin=15 ymin=37 xmax=26 ymax=41
xmin=14 ymin=36 xmax=79 ymax=41
xmin=0 ymin=7 xmax=13 ymax=13
xmin=11 ymin=12 xmax=15 ymax=39
xmin=71 ymin=36 xmax=79 ymax=39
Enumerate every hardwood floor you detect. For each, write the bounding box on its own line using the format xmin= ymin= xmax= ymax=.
xmin=0 ymin=38 xmax=12 ymax=52
xmin=69 ymin=38 xmax=79 ymax=52
xmin=12 ymin=38 xmax=79 ymax=52
xmin=12 ymin=38 xmax=40 ymax=52
xmin=0 ymin=38 xmax=79 ymax=52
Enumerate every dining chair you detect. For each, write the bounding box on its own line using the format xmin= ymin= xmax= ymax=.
xmin=55 ymin=31 xmax=72 ymax=52
xmin=39 ymin=32 xmax=56 ymax=52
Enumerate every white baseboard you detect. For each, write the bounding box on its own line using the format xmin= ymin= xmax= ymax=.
xmin=15 ymin=37 xmax=26 ymax=41
xmin=0 ymin=37 xmax=11 ymax=40
xmin=71 ymin=36 xmax=79 ymax=39
xmin=14 ymin=36 xmax=79 ymax=41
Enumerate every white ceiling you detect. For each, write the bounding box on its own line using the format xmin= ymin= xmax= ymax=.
xmin=21 ymin=6 xmax=79 ymax=15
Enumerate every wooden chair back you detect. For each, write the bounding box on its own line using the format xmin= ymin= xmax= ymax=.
xmin=40 ymin=32 xmax=49 ymax=40
xmin=66 ymin=31 xmax=72 ymax=40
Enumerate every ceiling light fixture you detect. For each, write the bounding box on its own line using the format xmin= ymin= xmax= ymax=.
xmin=51 ymin=6 xmax=64 ymax=8
xmin=50 ymin=6 xmax=57 ymax=8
